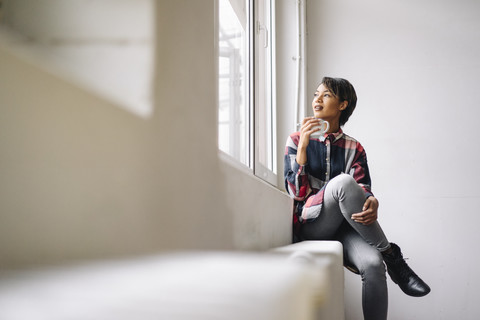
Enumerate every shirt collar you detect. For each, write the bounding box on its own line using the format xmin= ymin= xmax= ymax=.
xmin=320 ymin=128 xmax=344 ymax=142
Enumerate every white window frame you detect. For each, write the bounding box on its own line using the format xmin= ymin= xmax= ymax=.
xmin=253 ymin=0 xmax=277 ymax=185
xmin=217 ymin=0 xmax=278 ymax=186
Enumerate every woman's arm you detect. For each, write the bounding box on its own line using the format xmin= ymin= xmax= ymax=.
xmin=284 ymin=118 xmax=323 ymax=200
xmin=349 ymin=144 xmax=378 ymax=225
xmin=284 ymin=134 xmax=310 ymax=201
xmin=349 ymin=143 xmax=374 ymax=197
xmin=296 ymin=117 xmax=322 ymax=165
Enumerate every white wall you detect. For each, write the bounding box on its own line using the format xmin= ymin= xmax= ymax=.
xmin=306 ymin=0 xmax=480 ymax=319
xmin=0 ymin=0 xmax=292 ymax=268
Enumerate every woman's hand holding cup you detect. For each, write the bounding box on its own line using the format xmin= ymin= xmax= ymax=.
xmin=296 ymin=117 xmax=330 ymax=165
xmin=298 ymin=117 xmax=330 ymax=147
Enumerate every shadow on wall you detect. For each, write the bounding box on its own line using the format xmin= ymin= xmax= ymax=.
xmin=0 ymin=0 xmax=234 ymax=268
xmin=0 ymin=0 xmax=294 ymax=269
xmin=0 ymin=0 xmax=155 ymax=118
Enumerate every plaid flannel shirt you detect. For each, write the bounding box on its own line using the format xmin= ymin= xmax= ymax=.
xmin=284 ymin=129 xmax=374 ymax=241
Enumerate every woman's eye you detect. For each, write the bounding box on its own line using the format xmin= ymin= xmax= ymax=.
xmin=324 ymin=94 xmax=330 ymax=98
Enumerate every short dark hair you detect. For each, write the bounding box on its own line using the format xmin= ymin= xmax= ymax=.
xmin=321 ymin=77 xmax=357 ymax=126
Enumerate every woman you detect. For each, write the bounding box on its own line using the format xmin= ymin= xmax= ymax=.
xmin=284 ymin=77 xmax=430 ymax=320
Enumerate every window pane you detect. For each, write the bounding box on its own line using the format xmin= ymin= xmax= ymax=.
xmin=218 ymin=0 xmax=250 ymax=166
xmin=254 ymin=0 xmax=277 ymax=183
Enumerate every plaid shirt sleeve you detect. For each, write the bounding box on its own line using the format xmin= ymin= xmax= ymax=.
xmin=349 ymin=142 xmax=374 ymax=199
xmin=284 ymin=133 xmax=311 ymax=201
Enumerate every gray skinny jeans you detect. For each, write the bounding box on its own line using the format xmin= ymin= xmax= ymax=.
xmin=300 ymin=173 xmax=390 ymax=320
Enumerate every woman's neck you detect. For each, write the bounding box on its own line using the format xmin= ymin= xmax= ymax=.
xmin=327 ymin=122 xmax=341 ymax=134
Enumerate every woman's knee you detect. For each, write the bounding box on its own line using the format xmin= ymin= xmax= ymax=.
xmin=327 ymin=174 xmax=362 ymax=199
xmin=331 ymin=173 xmax=355 ymax=184
xmin=329 ymin=174 xmax=357 ymax=190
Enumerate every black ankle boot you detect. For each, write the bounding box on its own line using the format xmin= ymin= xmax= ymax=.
xmin=383 ymin=243 xmax=431 ymax=297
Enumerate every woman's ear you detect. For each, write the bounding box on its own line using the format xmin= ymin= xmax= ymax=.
xmin=339 ymin=101 xmax=348 ymax=111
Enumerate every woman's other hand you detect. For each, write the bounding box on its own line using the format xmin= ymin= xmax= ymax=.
xmin=351 ymin=196 xmax=379 ymax=225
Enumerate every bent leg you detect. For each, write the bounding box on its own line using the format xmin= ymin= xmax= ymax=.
xmin=337 ymin=222 xmax=388 ymax=320
xmin=301 ymin=174 xmax=390 ymax=251
xmin=325 ymin=174 xmax=390 ymax=251
xmin=300 ymin=175 xmax=348 ymax=240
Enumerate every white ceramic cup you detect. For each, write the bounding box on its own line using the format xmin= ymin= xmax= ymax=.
xmin=310 ymin=119 xmax=330 ymax=138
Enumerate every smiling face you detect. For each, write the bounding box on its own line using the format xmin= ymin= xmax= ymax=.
xmin=312 ymin=83 xmax=348 ymax=131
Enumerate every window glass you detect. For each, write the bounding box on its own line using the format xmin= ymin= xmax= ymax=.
xmin=218 ymin=0 xmax=250 ymax=166
xmin=218 ymin=0 xmax=277 ymax=185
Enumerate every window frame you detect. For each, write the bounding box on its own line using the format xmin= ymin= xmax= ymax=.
xmin=253 ymin=0 xmax=277 ymax=185
xmin=217 ymin=0 xmax=253 ymax=168
xmin=217 ymin=0 xmax=278 ymax=187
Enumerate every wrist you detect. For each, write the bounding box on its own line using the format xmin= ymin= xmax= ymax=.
xmin=296 ymin=147 xmax=307 ymax=166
